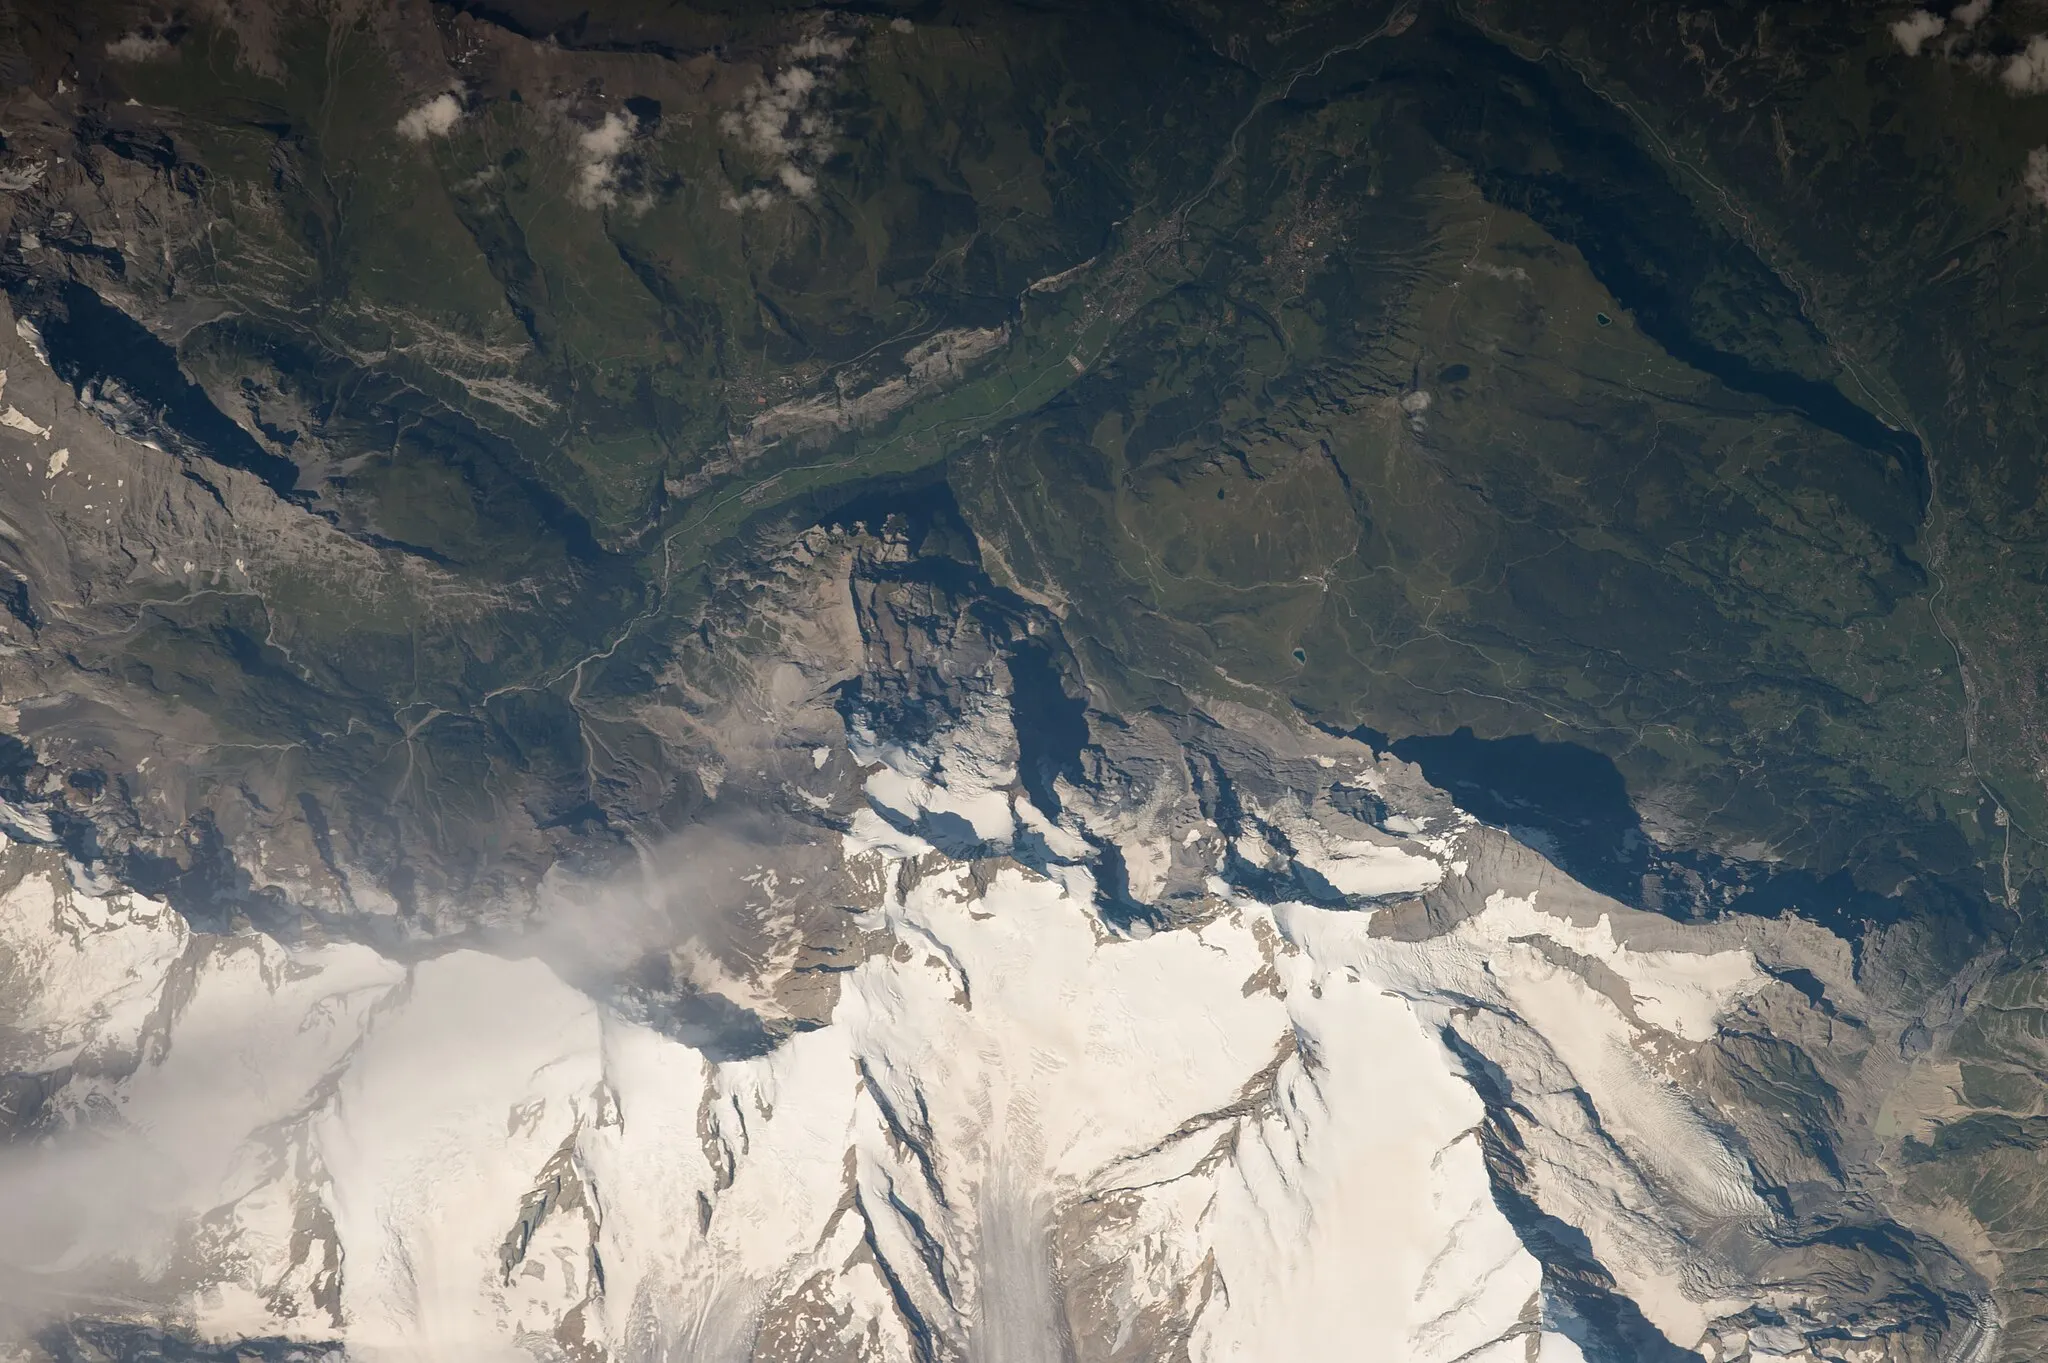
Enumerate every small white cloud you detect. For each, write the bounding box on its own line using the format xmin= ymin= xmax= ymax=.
xmin=2006 ymin=34 xmax=2048 ymax=92
xmin=890 ymin=17 xmax=915 ymax=33
xmin=2024 ymin=147 xmax=2048 ymax=206
xmin=1954 ymin=0 xmax=1993 ymax=28
xmin=722 ymin=186 xmax=778 ymax=212
xmin=573 ymin=111 xmax=636 ymax=207
xmin=104 ymin=32 xmax=171 ymax=62
xmin=1891 ymin=10 xmax=1945 ymax=56
xmin=396 ymin=93 xmax=463 ymax=142
xmin=788 ymin=34 xmax=855 ymax=62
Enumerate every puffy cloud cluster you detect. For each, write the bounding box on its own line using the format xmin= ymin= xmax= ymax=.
xmin=1890 ymin=1 xmax=2048 ymax=212
xmin=396 ymin=92 xmax=463 ymax=142
xmin=1884 ymin=3 xmax=2048 ymax=113
xmin=1890 ymin=1 xmax=1990 ymax=58
xmin=2006 ymin=33 xmax=2048 ymax=93
xmin=2025 ymin=146 xmax=2048 ymax=207
xmin=1883 ymin=0 xmax=2048 ymax=100
xmin=1890 ymin=9 xmax=1945 ymax=55
xmin=573 ymin=110 xmax=637 ymax=208
xmin=719 ymin=32 xmax=856 ymax=210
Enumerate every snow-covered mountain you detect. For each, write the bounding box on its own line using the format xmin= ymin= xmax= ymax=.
xmin=0 ymin=524 xmax=1990 ymax=1363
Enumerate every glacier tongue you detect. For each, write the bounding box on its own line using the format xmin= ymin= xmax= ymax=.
xmin=0 ymin=724 xmax=1786 ymax=1363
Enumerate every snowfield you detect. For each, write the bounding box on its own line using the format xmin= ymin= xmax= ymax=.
xmin=0 ymin=707 xmax=1777 ymax=1363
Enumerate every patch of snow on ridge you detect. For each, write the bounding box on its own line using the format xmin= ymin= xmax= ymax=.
xmin=1251 ymin=789 xmax=1446 ymax=897
xmin=849 ymin=684 xmax=1020 ymax=850
xmin=1474 ymin=888 xmax=1765 ymax=1041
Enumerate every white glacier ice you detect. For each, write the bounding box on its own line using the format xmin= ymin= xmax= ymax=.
xmin=0 ymin=702 xmax=1782 ymax=1362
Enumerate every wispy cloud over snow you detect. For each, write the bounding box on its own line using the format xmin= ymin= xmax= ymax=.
xmin=397 ymin=93 xmax=463 ymax=142
xmin=719 ymin=32 xmax=856 ymax=210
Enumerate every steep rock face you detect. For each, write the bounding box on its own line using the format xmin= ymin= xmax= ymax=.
xmin=0 ymin=525 xmax=2000 ymax=1363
